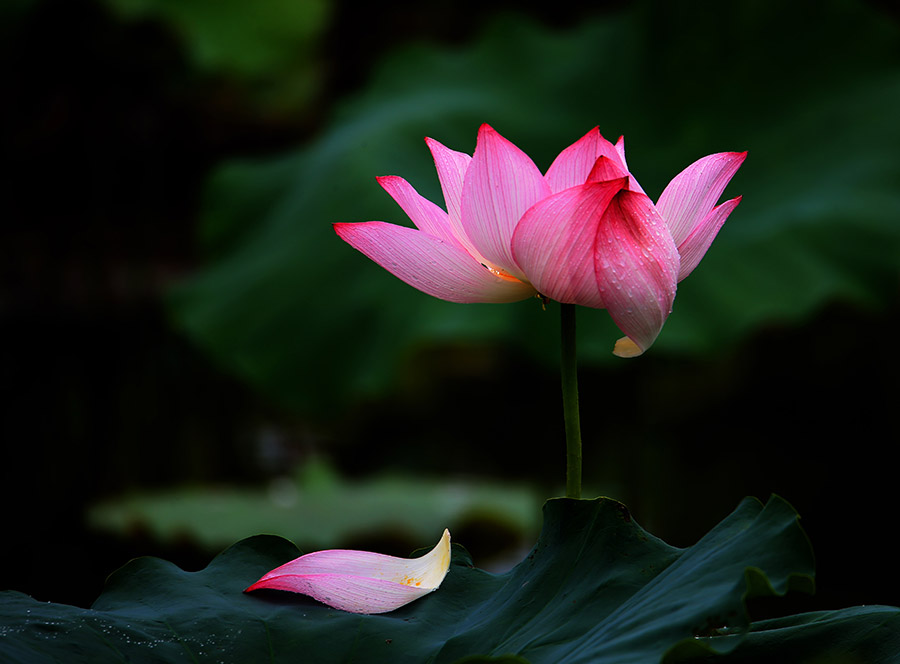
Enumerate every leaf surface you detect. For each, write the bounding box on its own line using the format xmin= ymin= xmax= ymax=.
xmin=4 ymin=496 xmax=894 ymax=663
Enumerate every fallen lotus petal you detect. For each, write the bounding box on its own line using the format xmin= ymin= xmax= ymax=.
xmin=245 ymin=529 xmax=451 ymax=614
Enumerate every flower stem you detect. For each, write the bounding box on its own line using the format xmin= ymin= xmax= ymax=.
xmin=560 ymin=303 xmax=582 ymax=499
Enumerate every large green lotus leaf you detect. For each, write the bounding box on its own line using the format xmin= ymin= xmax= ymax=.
xmin=665 ymin=606 xmax=900 ymax=663
xmin=167 ymin=1 xmax=900 ymax=413
xmin=3 ymin=495 xmax=896 ymax=663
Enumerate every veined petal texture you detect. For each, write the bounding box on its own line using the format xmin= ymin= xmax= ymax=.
xmin=246 ymin=530 xmax=452 ymax=614
xmin=425 ymin=137 xmax=471 ymax=226
xmin=377 ymin=175 xmax=464 ymax=249
xmin=594 ymin=190 xmax=680 ymax=356
xmin=460 ymin=124 xmax=551 ymax=280
xmin=512 ymin=178 xmax=627 ymax=308
xmin=335 ymin=125 xmax=743 ymax=357
xmin=656 ymin=151 xmax=747 ymax=247
xmin=612 ymin=136 xmax=646 ymax=195
xmin=676 ymin=196 xmax=742 ymax=281
xmin=334 ymin=222 xmax=535 ymax=303
xmin=424 ymin=137 xmax=487 ymax=263
xmin=586 ymin=154 xmax=629 ymax=183
xmin=544 ymin=128 xmax=629 ymax=194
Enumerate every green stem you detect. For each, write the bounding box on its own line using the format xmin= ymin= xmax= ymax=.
xmin=560 ymin=303 xmax=582 ymax=499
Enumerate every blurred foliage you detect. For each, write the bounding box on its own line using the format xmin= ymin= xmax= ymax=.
xmin=99 ymin=0 xmax=332 ymax=111
xmin=87 ymin=458 xmax=541 ymax=559
xmin=168 ymin=0 xmax=900 ymax=414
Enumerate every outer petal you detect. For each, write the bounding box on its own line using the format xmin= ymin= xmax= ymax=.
xmin=246 ymin=530 xmax=452 ymax=614
xmin=612 ymin=136 xmax=646 ymax=195
xmin=334 ymin=222 xmax=535 ymax=303
xmin=512 ymin=177 xmax=627 ymax=308
xmin=425 ymin=136 xmax=471 ymax=225
xmin=594 ymin=190 xmax=680 ymax=356
xmin=424 ymin=137 xmax=483 ymax=262
xmin=460 ymin=124 xmax=552 ymax=280
xmin=586 ymin=154 xmax=629 ymax=183
xmin=377 ymin=175 xmax=463 ymax=249
xmin=545 ymin=128 xmax=630 ymax=194
xmin=676 ymin=196 xmax=742 ymax=281
xmin=656 ymin=151 xmax=747 ymax=246
xmin=544 ymin=127 xmax=601 ymax=194
xmin=614 ymin=136 xmax=628 ymax=169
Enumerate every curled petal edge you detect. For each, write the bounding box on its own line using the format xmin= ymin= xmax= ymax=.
xmin=245 ymin=529 xmax=452 ymax=614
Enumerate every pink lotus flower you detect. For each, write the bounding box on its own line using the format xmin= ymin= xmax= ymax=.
xmin=245 ymin=529 xmax=451 ymax=614
xmin=335 ymin=125 xmax=745 ymax=356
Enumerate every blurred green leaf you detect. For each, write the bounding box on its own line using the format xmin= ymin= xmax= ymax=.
xmin=102 ymin=0 xmax=329 ymax=75
xmin=100 ymin=0 xmax=331 ymax=109
xmin=9 ymin=496 xmax=896 ymax=663
xmin=168 ymin=0 xmax=900 ymax=413
xmin=87 ymin=460 xmax=541 ymax=553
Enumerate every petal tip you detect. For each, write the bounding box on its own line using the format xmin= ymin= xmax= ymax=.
xmin=612 ymin=337 xmax=644 ymax=358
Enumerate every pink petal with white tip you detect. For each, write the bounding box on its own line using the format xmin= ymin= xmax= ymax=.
xmin=246 ymin=530 xmax=452 ymax=614
xmin=334 ymin=222 xmax=535 ymax=303
xmin=512 ymin=178 xmax=627 ymax=308
xmin=593 ymin=190 xmax=680 ymax=356
xmin=676 ymin=196 xmax=742 ymax=281
xmin=460 ymin=124 xmax=551 ymax=280
xmin=656 ymin=151 xmax=747 ymax=247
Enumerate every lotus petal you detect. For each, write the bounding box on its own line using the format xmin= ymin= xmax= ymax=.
xmin=425 ymin=137 xmax=486 ymax=262
xmin=656 ymin=151 xmax=747 ymax=247
xmin=425 ymin=136 xmax=471 ymax=226
xmin=334 ymin=222 xmax=534 ymax=303
xmin=544 ymin=127 xmax=601 ymax=193
xmin=460 ymin=124 xmax=551 ymax=280
xmin=593 ymin=190 xmax=680 ymax=356
xmin=245 ymin=529 xmax=452 ymax=614
xmin=586 ymin=154 xmax=629 ymax=183
xmin=545 ymin=128 xmax=630 ymax=194
xmin=377 ymin=175 xmax=463 ymax=249
xmin=512 ymin=177 xmax=627 ymax=308
xmin=612 ymin=136 xmax=646 ymax=194
xmin=676 ymin=195 xmax=742 ymax=281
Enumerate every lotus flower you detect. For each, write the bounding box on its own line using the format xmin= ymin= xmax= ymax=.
xmin=245 ymin=529 xmax=451 ymax=614
xmin=335 ymin=124 xmax=745 ymax=356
